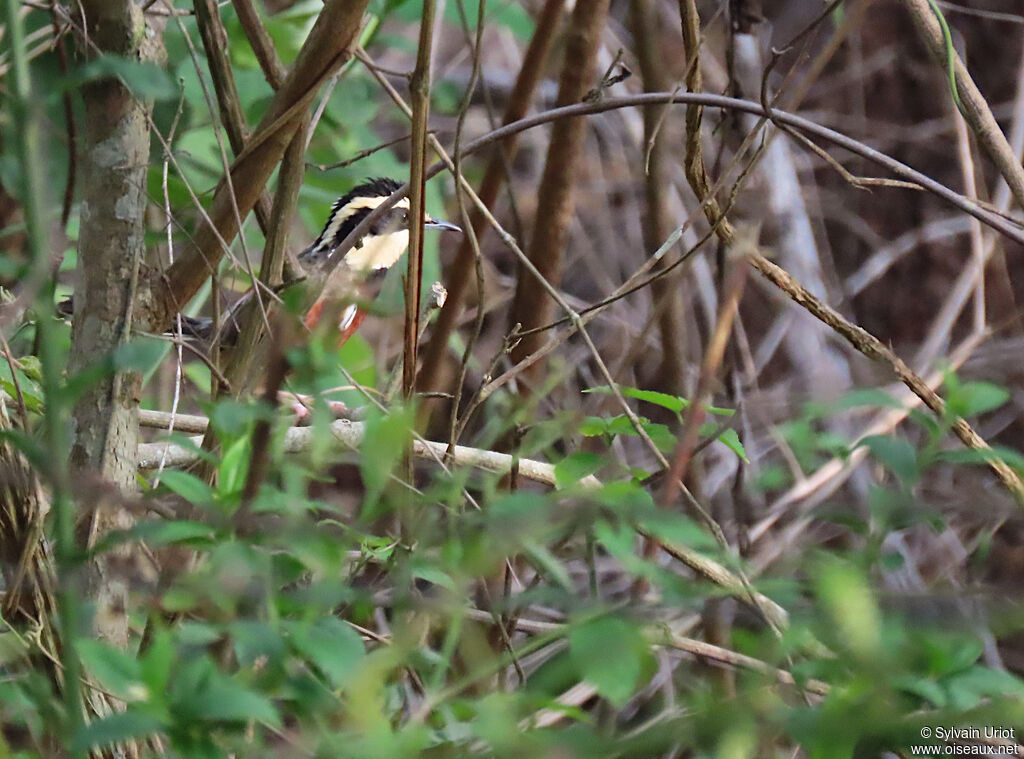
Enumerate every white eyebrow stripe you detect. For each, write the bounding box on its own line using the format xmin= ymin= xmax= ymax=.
xmin=318 ymin=195 xmax=411 ymax=248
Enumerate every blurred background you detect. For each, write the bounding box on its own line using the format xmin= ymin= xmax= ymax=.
xmin=2 ymin=0 xmax=1024 ymax=754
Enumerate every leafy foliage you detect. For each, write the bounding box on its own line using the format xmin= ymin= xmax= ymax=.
xmin=1 ymin=0 xmax=1022 ymax=756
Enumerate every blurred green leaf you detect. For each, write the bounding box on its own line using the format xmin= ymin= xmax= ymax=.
xmin=554 ymin=451 xmax=603 ymax=489
xmin=76 ymin=640 xmax=147 ymax=703
xmin=816 ymin=560 xmax=881 ymax=657
xmin=287 ymin=617 xmax=365 ymax=689
xmin=947 ymin=380 xmax=1009 ymax=418
xmin=130 ymin=519 xmax=215 ymax=546
xmin=156 ymin=470 xmax=215 ymax=505
xmin=218 ymin=434 xmax=251 ymax=497
xmin=361 ymin=405 xmax=414 ymax=509
xmin=113 ymin=337 xmax=166 ymax=372
xmin=717 ymin=428 xmax=748 ymax=461
xmin=190 ymin=675 xmax=280 ymax=726
xmin=585 ymin=385 xmax=685 ymax=413
xmin=63 ymin=56 xmax=177 ymax=101
xmin=858 ymin=435 xmax=919 ymax=484
xmin=585 ymin=384 xmax=734 ymax=416
xmin=139 ymin=629 xmax=175 ymax=702
xmin=937 ymin=445 xmax=1024 ymax=471
xmin=834 ymin=388 xmax=906 ymax=411
xmin=943 ymin=665 xmax=1024 ymax=710
xmin=569 ymin=616 xmax=652 ymax=707
xmin=73 ymin=711 xmax=163 ymax=754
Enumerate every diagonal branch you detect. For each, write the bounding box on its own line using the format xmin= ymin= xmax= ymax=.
xmin=152 ymin=0 xmax=370 ymax=327
xmin=416 ymin=0 xmax=565 ymax=396
xmin=901 ymin=0 xmax=1024 ymax=212
xmin=750 ymin=254 xmax=1024 ymax=504
xmin=506 ymin=0 xmax=610 ymax=387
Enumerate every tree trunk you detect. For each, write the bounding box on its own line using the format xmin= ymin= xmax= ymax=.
xmin=507 ymin=0 xmax=610 ymax=387
xmin=630 ymin=0 xmax=687 ymax=396
xmin=70 ymin=0 xmax=163 ymax=648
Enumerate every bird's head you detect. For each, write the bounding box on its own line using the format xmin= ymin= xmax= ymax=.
xmin=307 ymin=177 xmax=460 ymax=273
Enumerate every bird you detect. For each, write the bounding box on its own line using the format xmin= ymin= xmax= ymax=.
xmin=180 ymin=177 xmax=461 ymax=348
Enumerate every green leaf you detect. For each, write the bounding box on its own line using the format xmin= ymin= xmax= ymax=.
xmin=815 ymin=561 xmax=880 ymax=657
xmin=0 ymin=630 xmax=28 ymax=668
xmin=412 ymin=563 xmax=457 ymax=591
xmin=76 ymin=640 xmax=147 ymax=703
xmin=139 ymin=628 xmax=175 ymax=699
xmin=580 ymin=416 xmax=609 ymax=437
xmin=554 ymin=451 xmax=603 ymax=489
xmin=943 ymin=666 xmax=1024 ymax=710
xmin=130 ymin=519 xmax=214 ymax=546
xmin=834 ymin=388 xmax=906 ymax=411
xmin=585 ymin=385 xmax=686 ymax=413
xmin=717 ymin=428 xmax=748 ymax=461
xmin=73 ymin=711 xmax=163 ymax=753
xmin=523 ymin=541 xmax=574 ymax=592
xmin=188 ymin=674 xmax=279 ymax=725
xmin=596 ymin=480 xmax=655 ymax=511
xmin=639 ymin=509 xmax=718 ymax=553
xmin=230 ymin=620 xmax=286 ymax=672
xmin=895 ymin=674 xmax=947 ymax=707
xmin=947 ymin=380 xmax=1009 ymax=418
xmin=218 ymin=434 xmax=251 ymax=497
xmin=65 ymin=56 xmax=177 ymax=101
xmin=0 ymin=356 xmax=44 ymax=413
xmin=585 ymin=385 xmax=735 ymax=416
xmin=569 ymin=616 xmax=652 ymax=707
xmin=361 ymin=406 xmax=413 ymax=509
xmin=287 ymin=617 xmax=365 ymax=689
xmin=443 ymin=0 xmax=534 ymax=41
xmin=937 ymin=445 xmax=1024 ymax=472
xmin=112 ymin=337 xmax=166 ymax=372
xmin=156 ymin=470 xmax=215 ymax=505
xmin=858 ymin=435 xmax=919 ymax=484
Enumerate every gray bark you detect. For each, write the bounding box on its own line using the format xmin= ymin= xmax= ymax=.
xmin=70 ymin=0 xmax=162 ymax=648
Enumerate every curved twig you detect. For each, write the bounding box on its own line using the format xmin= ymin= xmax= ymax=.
xmin=322 ymin=92 xmax=1023 ymax=274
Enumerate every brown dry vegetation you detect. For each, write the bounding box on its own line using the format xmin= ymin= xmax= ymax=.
xmin=1 ymin=0 xmax=1024 ymax=754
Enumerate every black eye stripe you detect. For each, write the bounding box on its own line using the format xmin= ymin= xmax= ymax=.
xmin=306 ymin=176 xmax=408 ymax=259
xmin=311 ymin=206 xmax=374 ymax=254
xmin=369 ymin=208 xmax=411 ymax=235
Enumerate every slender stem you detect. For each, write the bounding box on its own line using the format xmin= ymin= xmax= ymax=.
xmin=4 ymin=0 xmax=83 ymax=748
xmin=405 ymin=0 xmax=437 ymax=399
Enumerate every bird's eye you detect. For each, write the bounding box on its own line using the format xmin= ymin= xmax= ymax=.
xmin=401 ymin=211 xmax=409 ymax=224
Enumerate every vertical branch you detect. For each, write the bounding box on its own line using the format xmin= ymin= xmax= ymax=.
xmin=900 ymin=0 xmax=1024 ymax=212
xmin=417 ymin=0 xmax=565 ymax=397
xmin=4 ymin=0 xmax=82 ymax=744
xmin=70 ymin=0 xmax=162 ymax=649
xmin=507 ymin=0 xmax=611 ymax=385
xmin=194 ymin=0 xmax=277 ymax=238
xmin=220 ymin=119 xmax=310 ymax=396
xmin=405 ymin=0 xmax=437 ymax=398
xmin=678 ymin=0 xmax=733 ymax=245
xmin=629 ymin=0 xmax=686 ymax=395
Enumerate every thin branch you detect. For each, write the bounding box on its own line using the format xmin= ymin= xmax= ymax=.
xmin=322 ymin=91 xmax=1024 ymax=281
xmin=750 ymin=254 xmax=1024 ymax=503
xmin=136 ymin=416 xmax=789 ymax=629
xmin=405 ymin=0 xmax=437 ymax=398
xmin=901 ymin=0 xmax=1024 ymax=211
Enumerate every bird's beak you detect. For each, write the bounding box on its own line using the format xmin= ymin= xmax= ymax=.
xmin=424 ymin=215 xmax=462 ymax=233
